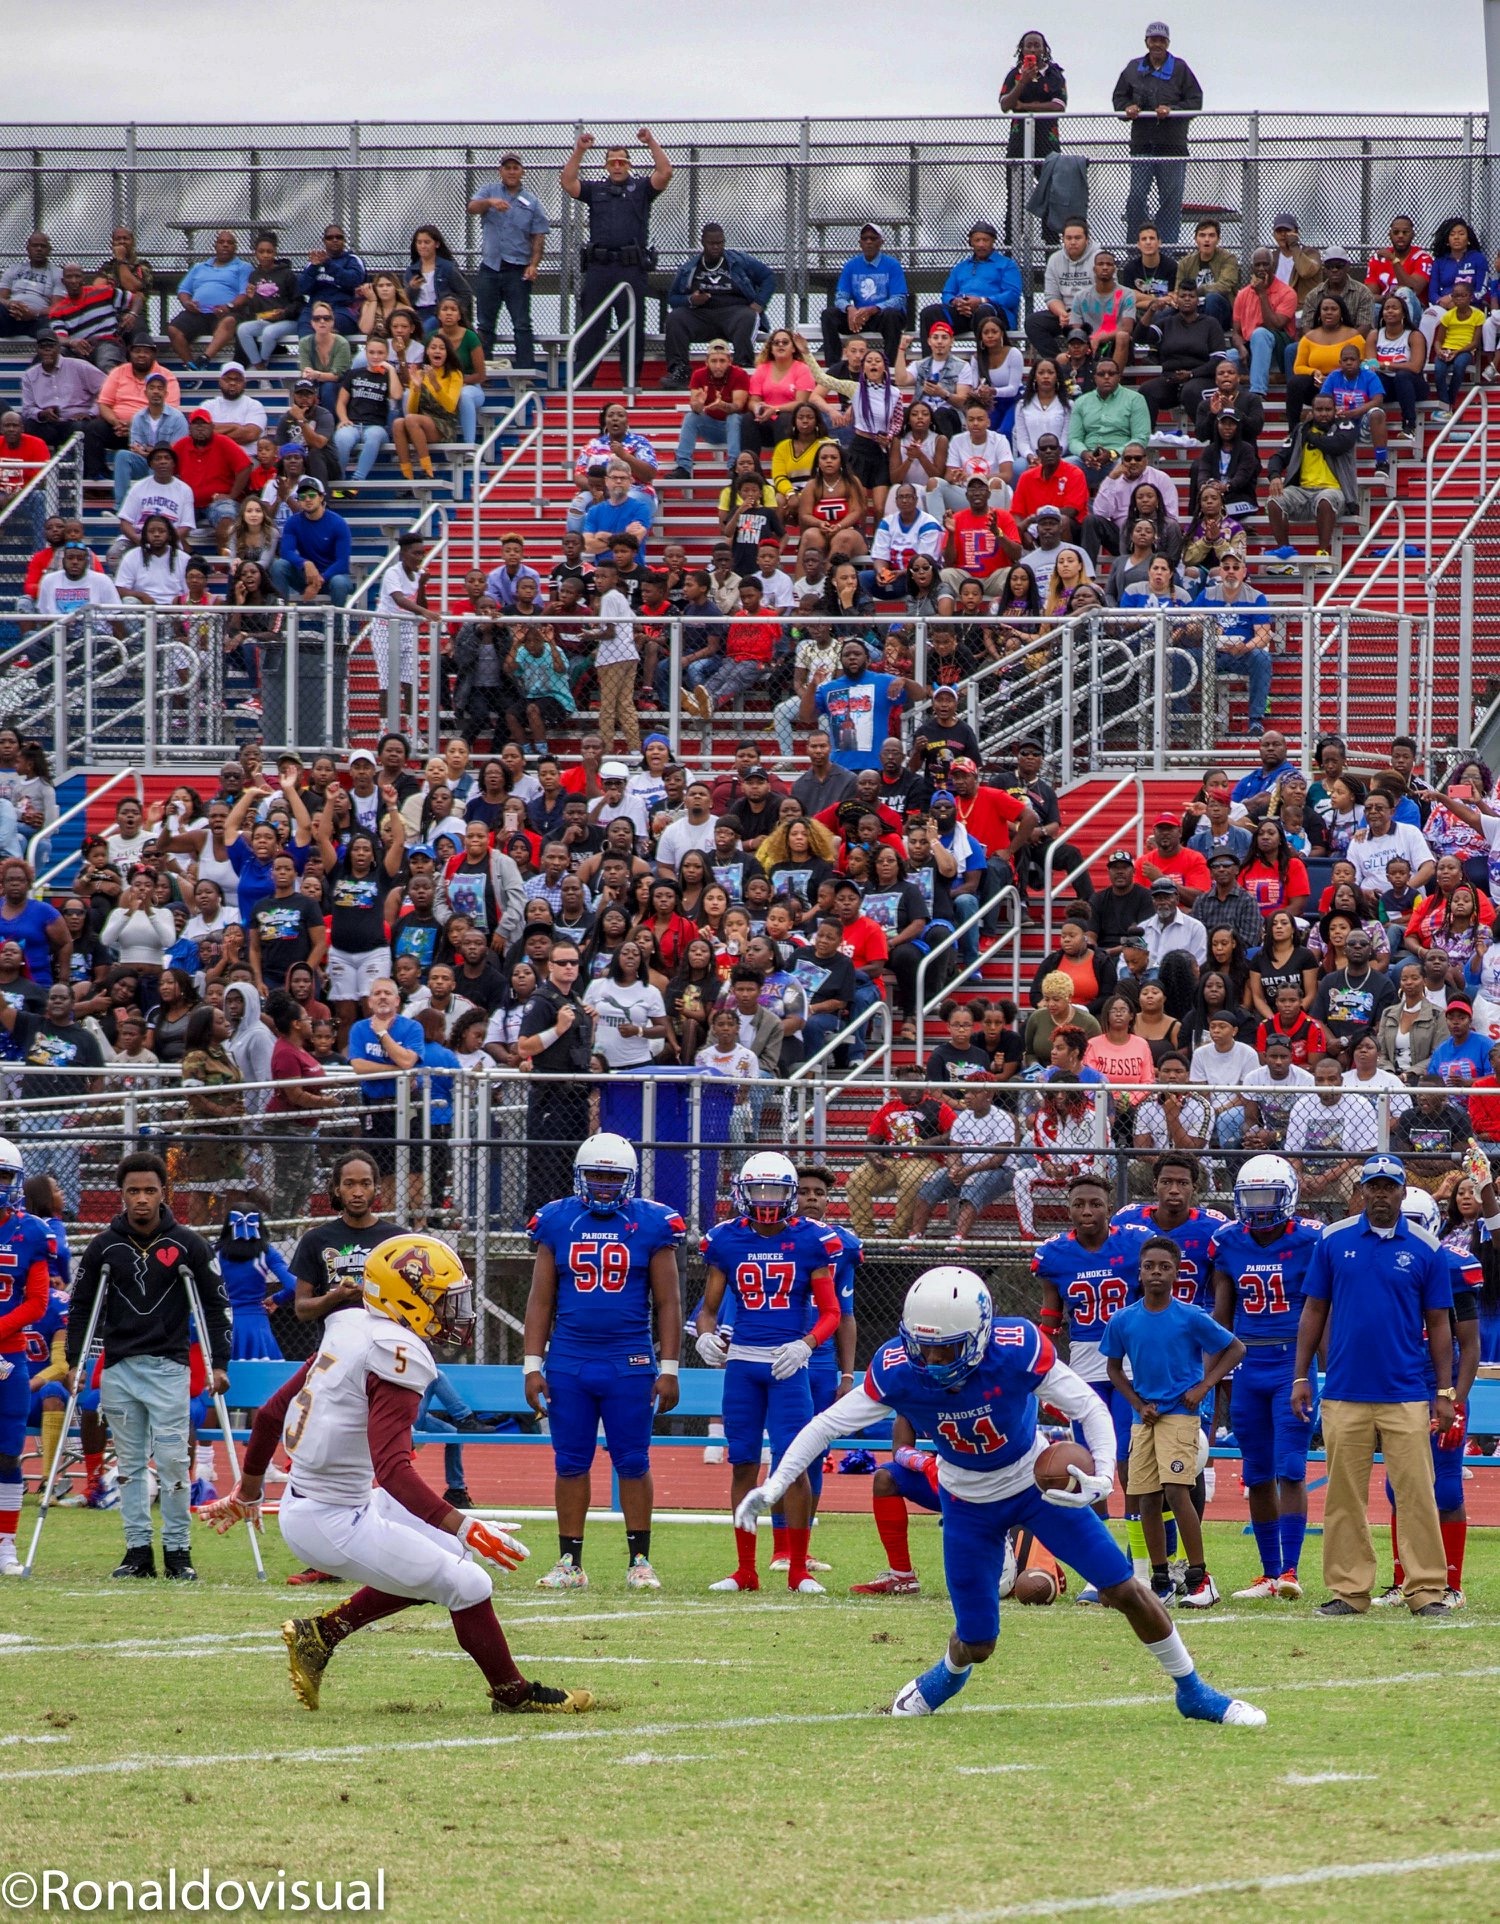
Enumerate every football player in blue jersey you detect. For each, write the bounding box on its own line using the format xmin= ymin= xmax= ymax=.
xmin=696 ymin=1150 xmax=842 ymax=1594
xmin=1033 ymin=1170 xmax=1152 ymax=1600
xmin=24 ymin=1280 xmax=69 ymax=1489
xmin=738 ymin=1265 xmax=1265 ymax=1727
xmin=1373 ymin=1186 xmax=1482 ymax=1609
xmin=0 ymin=1137 xmax=51 ymax=1573
xmin=524 ymin=1132 xmax=685 ymax=1592
xmin=1208 ymin=1153 xmax=1325 ymax=1600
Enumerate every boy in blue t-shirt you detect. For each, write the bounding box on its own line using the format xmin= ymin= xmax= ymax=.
xmin=1319 ymin=342 xmax=1390 ymax=474
xmin=1101 ymin=1236 xmax=1243 ymax=1608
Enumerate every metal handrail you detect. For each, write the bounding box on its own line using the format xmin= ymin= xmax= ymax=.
xmin=1314 ymin=497 xmax=1407 ymax=615
xmin=562 ymin=281 xmax=637 ymax=475
xmin=469 ymin=390 xmax=547 ymax=565
xmin=913 ymin=887 xmax=1019 ymax=1059
xmin=29 ymin=767 xmax=143 ymax=891
xmin=786 ymin=1000 xmax=893 ymax=1144
xmin=1041 ymin=772 xmax=1146 ymax=952
xmin=1424 ymin=381 xmax=1496 ymax=568
xmin=0 ymin=434 xmax=80 ymax=533
xmin=786 ymin=995 xmax=892 ymax=1088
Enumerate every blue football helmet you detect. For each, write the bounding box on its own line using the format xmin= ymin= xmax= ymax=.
xmin=1234 ymin=1154 xmax=1298 ymax=1231
xmin=900 ymin=1266 xmax=993 ymax=1388
xmin=733 ymin=1151 xmax=798 ymax=1227
xmin=573 ymin=1132 xmax=637 ymax=1214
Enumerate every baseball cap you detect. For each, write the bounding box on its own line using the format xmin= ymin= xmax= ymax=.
xmin=928 ymin=319 xmax=954 ymax=337
xmin=1360 ymin=1152 xmax=1405 ymax=1185
xmin=1066 ymin=326 xmax=1091 ymax=343
xmin=347 ymin=747 xmax=377 ymax=765
xmin=1271 ymin=213 xmax=1299 ymax=231
xmin=1321 ymin=249 xmax=1352 ymax=267
xmin=277 ymin=443 xmax=306 ymax=459
xmin=1149 ymin=875 xmax=1179 ymax=895
xmin=1145 ymin=19 xmax=1170 ymax=36
xmin=929 ymin=788 xmax=956 ymax=806
xmin=293 ymin=376 xmax=317 ymax=392
xmin=932 ymin=684 xmax=959 ymax=701
xmin=950 ymin=757 xmax=978 ymax=774
xmin=744 ymin=764 xmax=770 ymax=781
xmin=642 ymin=731 xmax=670 ymax=749
xmin=833 ymin=876 xmax=864 ymax=896
xmin=1035 ymin=504 xmax=1063 ymax=519
xmin=1207 ymin=848 xmax=1239 ymax=868
xmin=1152 ymin=811 xmax=1180 ymax=828
xmin=1106 ymin=847 xmax=1135 ymax=866
xmin=1448 ymin=996 xmax=1474 ymax=1014
xmin=143 ymin=369 xmax=168 ymax=386
xmin=275 ymin=749 xmax=304 ymax=767
xmin=295 ymin=477 xmax=325 ymax=497
xmin=185 ymin=405 xmax=212 ymax=423
xmin=705 ymin=338 xmax=732 ymax=352
xmin=220 ymin=361 xmax=246 ymax=377
xmin=600 ymin=760 xmax=629 ymax=781
xmin=407 ymin=842 xmax=436 ymax=859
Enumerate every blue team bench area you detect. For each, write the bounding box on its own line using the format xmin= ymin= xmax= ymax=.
xmin=203 ymin=1365 xmax=1500 ymax=1471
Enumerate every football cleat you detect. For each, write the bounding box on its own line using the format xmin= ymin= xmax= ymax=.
xmin=1179 ymin=1573 xmax=1220 ymax=1609
xmin=1232 ymin=1576 xmax=1281 ymax=1600
xmin=492 ymin=1681 xmax=596 ymax=1714
xmin=625 ymin=1555 xmax=660 ymax=1591
xmin=1176 ymin=1676 xmax=1267 ymax=1726
xmin=1151 ymin=1577 xmax=1177 ymax=1605
xmin=535 ymin=1555 xmax=589 ymax=1591
xmin=282 ymin=1617 xmax=334 ymax=1711
xmin=1276 ymin=1571 xmax=1303 ymax=1601
xmin=850 ymin=1571 xmax=921 ymax=1596
xmin=890 ymin=1678 xmax=935 ymax=1716
xmin=1444 ymin=1586 xmax=1467 ymax=1610
xmin=792 ymin=1576 xmax=825 ymax=1594
xmin=806 ymin=1555 xmax=832 ymax=1572
xmin=769 ymin=1555 xmax=790 ymax=1572
xmin=1074 ymin=1584 xmax=1102 ymax=1606
xmin=286 ymin=1568 xmax=338 ymax=1586
xmin=1371 ymin=1583 xmax=1405 ymax=1608
xmin=0 ymin=1536 xmax=18 ymax=1577
xmin=86 ymin=1476 xmax=119 ymax=1510
xmin=708 ymin=1572 xmax=759 ymax=1591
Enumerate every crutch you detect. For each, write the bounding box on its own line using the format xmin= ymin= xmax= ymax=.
xmin=20 ymin=1278 xmax=107 ymax=1579
xmin=179 ymin=1264 xmax=267 ymax=1582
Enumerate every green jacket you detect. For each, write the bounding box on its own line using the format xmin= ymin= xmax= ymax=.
xmin=1067 ymin=385 xmax=1151 ymax=456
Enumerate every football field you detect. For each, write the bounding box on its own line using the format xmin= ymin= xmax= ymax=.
xmin=5 ymin=1511 xmax=1500 ymax=1924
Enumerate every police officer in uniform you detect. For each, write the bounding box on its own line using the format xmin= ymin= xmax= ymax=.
xmin=561 ymin=129 xmax=673 ymax=388
xmin=517 ymin=938 xmax=595 ymax=1216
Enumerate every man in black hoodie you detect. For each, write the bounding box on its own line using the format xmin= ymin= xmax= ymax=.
xmin=66 ymin=1151 xmax=229 ymax=1581
xmin=1139 ymin=284 xmax=1226 ymax=427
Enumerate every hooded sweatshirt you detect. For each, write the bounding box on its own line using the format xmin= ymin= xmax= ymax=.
xmin=225 ymin=981 xmax=275 ymax=1103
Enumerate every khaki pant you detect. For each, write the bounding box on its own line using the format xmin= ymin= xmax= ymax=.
xmin=1321 ymin=1398 xmax=1445 ymax=1612
xmin=847 ymin=1156 xmax=940 ymax=1240
xmin=596 ymin=658 xmax=641 ymax=755
xmin=1126 ymin=1413 xmax=1203 ymax=1496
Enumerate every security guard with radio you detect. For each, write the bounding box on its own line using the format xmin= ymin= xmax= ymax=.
xmin=562 ymin=128 xmax=674 ymax=387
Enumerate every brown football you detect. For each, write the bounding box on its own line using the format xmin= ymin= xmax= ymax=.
xmin=1013 ymin=1568 xmax=1058 ymax=1606
xmin=1033 ymin=1440 xmax=1097 ymax=1492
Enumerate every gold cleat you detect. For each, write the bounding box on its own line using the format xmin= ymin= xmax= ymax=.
xmin=491 ymin=1681 xmax=596 ymax=1714
xmin=281 ymin=1616 xmax=334 ymax=1711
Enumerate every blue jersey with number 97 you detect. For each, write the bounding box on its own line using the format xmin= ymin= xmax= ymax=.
xmin=702 ymin=1215 xmax=843 ymax=1347
xmin=529 ymin=1196 xmax=685 ymax=1374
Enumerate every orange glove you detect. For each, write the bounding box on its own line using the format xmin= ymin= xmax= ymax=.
xmin=457 ymin=1516 xmax=530 ymax=1572
xmin=198 ymin=1487 xmax=263 ymax=1533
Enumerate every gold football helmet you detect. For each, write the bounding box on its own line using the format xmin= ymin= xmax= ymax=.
xmin=362 ymin=1234 xmax=474 ymax=1346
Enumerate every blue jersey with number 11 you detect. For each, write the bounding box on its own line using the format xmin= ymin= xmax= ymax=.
xmin=865 ymin=1318 xmax=1055 ymax=1473
xmin=529 ymin=1196 xmax=686 ymax=1372
xmin=703 ymin=1215 xmax=843 ymax=1347
xmin=1207 ymin=1216 xmax=1324 ymax=1341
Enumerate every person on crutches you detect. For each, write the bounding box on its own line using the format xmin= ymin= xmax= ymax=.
xmin=61 ymin=1151 xmax=230 ymax=1582
xmin=0 ymin=1137 xmax=52 ymax=1575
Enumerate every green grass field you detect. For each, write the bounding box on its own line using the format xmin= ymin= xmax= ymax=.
xmin=5 ymin=1509 xmax=1500 ymax=1924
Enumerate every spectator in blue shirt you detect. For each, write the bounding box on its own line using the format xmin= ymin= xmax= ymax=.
xmin=268 ymin=479 xmax=354 ymax=605
xmin=347 ymin=976 xmax=425 ymax=1206
xmin=1319 ymin=342 xmax=1391 ymax=477
xmin=820 ymin=224 xmax=909 ymax=366
xmin=805 ymin=635 xmax=929 ymax=772
xmin=929 ymin=224 xmax=1023 ymax=340
xmin=166 ymin=231 xmax=253 ymax=367
xmin=1230 ymin=728 xmax=1293 ymax=815
xmin=1426 ymin=997 xmax=1494 ymax=1088
xmin=1294 ymin=1154 xmax=1456 ymax=1615
xmin=1186 ymin=554 xmax=1274 ymax=730
xmin=296 ymin=224 xmax=368 ymax=336
xmin=467 ymin=154 xmax=550 ymax=368
xmin=581 ymin=461 xmax=651 ymax=562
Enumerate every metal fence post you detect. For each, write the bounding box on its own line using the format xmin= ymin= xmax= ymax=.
xmin=1395 ymin=614 xmax=1412 ymax=738
xmin=395 ymin=1072 xmax=410 ymax=1220
xmin=475 ymin=1071 xmax=492 ymax=1365
xmin=686 ymin=1073 xmax=703 ymax=1245
xmin=798 ymin=119 xmax=812 ymax=325
xmin=667 ymin=617 xmax=682 ymax=757
xmin=142 ymin=608 xmax=157 ymax=769
xmin=124 ymin=124 xmax=138 ymax=234
xmin=1059 ymin=615 xmax=1075 ymax=781
xmin=1019 ymin=114 xmax=1036 ymax=319
xmin=348 ymin=123 xmax=361 ymax=252
xmin=30 ymin=148 xmax=42 ymax=236
xmin=1459 ymin=541 xmax=1476 ymax=751
xmin=1150 ymin=609 xmax=1167 ymax=773
xmin=686 ymin=146 xmax=700 ymax=263
xmin=1243 ymin=112 xmax=1261 ymax=263
xmin=641 ymin=1076 xmax=657 ymax=1208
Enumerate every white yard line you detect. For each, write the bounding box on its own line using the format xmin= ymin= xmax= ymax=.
xmin=0 ymin=1664 xmax=1496 ymax=1786
xmin=954 ymin=1764 xmax=1041 ymax=1776
xmin=1281 ymin=1770 xmax=1375 ymax=1785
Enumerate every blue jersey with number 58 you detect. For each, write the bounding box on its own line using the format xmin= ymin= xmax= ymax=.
xmin=529 ymin=1196 xmax=685 ymax=1373
xmin=702 ymin=1215 xmax=843 ymax=1347
xmin=864 ymin=1318 xmax=1056 ymax=1473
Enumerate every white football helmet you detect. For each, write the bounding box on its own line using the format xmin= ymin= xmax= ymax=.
xmin=733 ymin=1150 xmax=798 ymax=1227
xmin=0 ymin=1137 xmax=23 ymax=1213
xmin=1400 ymin=1189 xmax=1442 ymax=1238
xmin=573 ymin=1132 xmax=638 ymax=1213
xmin=900 ymin=1266 xmax=993 ymax=1388
xmin=1234 ymin=1153 xmax=1298 ymax=1230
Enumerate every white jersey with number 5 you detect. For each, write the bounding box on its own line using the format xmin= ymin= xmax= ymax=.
xmin=281 ymin=1309 xmax=438 ymax=1506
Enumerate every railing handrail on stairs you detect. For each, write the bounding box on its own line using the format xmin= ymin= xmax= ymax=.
xmin=1042 ymin=772 xmax=1147 ymax=953
xmin=561 ymin=282 xmax=637 ymax=478
xmin=469 ymin=391 xmax=547 ymax=566
xmin=912 ymin=888 xmax=1021 ymax=1060
xmin=0 ymin=434 xmax=81 ymax=537
xmin=29 ymin=766 xmax=142 ymax=892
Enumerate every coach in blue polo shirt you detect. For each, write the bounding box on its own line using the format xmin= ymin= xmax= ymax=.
xmin=1293 ymin=1153 xmax=1455 ymax=1618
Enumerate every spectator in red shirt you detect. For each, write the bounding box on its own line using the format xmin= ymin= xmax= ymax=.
xmin=947 ymin=755 xmax=1038 ymax=932
xmin=0 ymin=411 xmax=51 ymax=547
xmin=1365 ymin=214 xmax=1433 ymax=328
xmin=670 ymin=339 xmax=750 ymax=477
xmin=173 ymin=410 xmax=251 ymax=539
xmin=1135 ymin=812 xmax=1211 ymax=902
xmin=684 ymin=575 xmax=780 ymax=717
xmin=1255 ymin=983 xmax=1328 ymax=1066
xmin=938 ymin=475 xmax=1022 ymax=602
xmin=846 ymin=1077 xmax=958 ymax=1239
xmin=1009 ymin=433 xmax=1090 ymax=543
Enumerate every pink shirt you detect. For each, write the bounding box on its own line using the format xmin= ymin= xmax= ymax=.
xmin=1082 ymin=1033 xmax=1155 ymax=1087
xmin=748 ymin=362 xmax=815 ymax=409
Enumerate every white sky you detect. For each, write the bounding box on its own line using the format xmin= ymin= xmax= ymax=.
xmin=9 ymin=1 xmax=1494 ymax=120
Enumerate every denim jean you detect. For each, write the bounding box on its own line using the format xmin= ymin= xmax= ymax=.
xmin=1377 ymin=369 xmax=1425 ymax=431
xmin=269 ymin=559 xmax=354 ymax=605
xmin=954 ymin=889 xmax=981 ymax=963
xmin=1199 ymin=292 xmax=1232 ymax=329
xmin=458 ymin=383 xmax=481 ymax=444
xmin=654 ymin=653 xmax=718 ymax=707
xmin=100 ymin=1355 xmax=192 ymax=1551
xmin=237 ymin=317 xmax=300 ymax=366
xmin=675 ymin=410 xmax=744 ymax=471
xmin=112 ymin=448 xmax=148 ymax=513
xmin=474 ymin=262 xmax=538 ymax=369
xmin=1124 ymin=156 xmax=1188 ymax=246
xmin=418 ymin=1370 xmax=474 ymax=1491
xmin=1213 ymin=644 xmax=1273 ymax=725
xmin=1247 ymin=326 xmax=1291 ymax=394
xmin=333 ymin=421 xmax=390 ymax=480
xmin=1215 ymin=1106 xmax=1246 ymax=1149
xmin=1434 ymin=351 xmax=1472 ymax=407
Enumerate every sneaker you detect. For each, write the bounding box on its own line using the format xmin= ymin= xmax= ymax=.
xmin=281 ymin=1616 xmax=334 ymax=1711
xmin=1413 ymin=1600 xmax=1449 ymax=1617
xmin=1444 ymin=1586 xmax=1467 ymax=1610
xmin=792 ymin=1575 xmax=826 ymax=1594
xmin=1150 ymin=1577 xmax=1177 ymax=1605
xmin=286 ymin=1567 xmax=339 ymax=1586
xmin=1371 ymin=1583 xmax=1405 ymax=1608
xmin=685 ymin=685 xmax=713 ymax=721
xmin=1074 ymin=1584 xmax=1102 ymax=1606
xmin=1175 ymin=1675 xmax=1267 ymax=1726
xmin=806 ymin=1556 xmax=832 ymax=1572
xmin=1276 ymin=1571 xmax=1303 ymax=1601
xmin=1167 ymin=1556 xmax=1188 ymax=1592
xmin=443 ymin=1486 xmax=474 ymax=1508
xmin=1314 ymin=1598 xmax=1362 ymax=1617
xmin=769 ymin=1555 xmax=790 ymax=1572
xmin=535 ymin=1555 xmax=589 ymax=1591
xmin=85 ymin=1477 xmax=118 ymax=1510
xmin=1432 ymin=405 xmax=1452 ymax=422
xmin=491 ymin=1681 xmax=596 ymax=1713
xmin=890 ymin=1678 xmax=935 ymax=1716
xmin=667 ymin=465 xmax=694 ymax=479
xmin=708 ymin=1572 xmax=759 ymax=1592
xmin=1232 ymin=1575 xmax=1281 ymax=1600
xmin=626 ymin=1554 xmax=661 ymax=1590
xmin=849 ymin=1570 xmax=921 ymax=1595
xmin=0 ymin=1536 xmax=19 ymax=1576
xmin=162 ymin=1547 xmax=197 ymax=1582
xmin=661 ymin=366 xmax=692 ymax=391
xmin=1179 ymin=1573 xmax=1220 ymax=1609
xmin=111 ymin=1545 xmax=156 ymax=1579
xmin=453 ymin=1416 xmax=498 ymax=1433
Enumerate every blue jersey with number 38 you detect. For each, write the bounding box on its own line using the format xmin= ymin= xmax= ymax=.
xmin=864 ymin=1318 xmax=1056 ymax=1472
xmin=702 ymin=1215 xmax=843 ymax=1347
xmin=529 ymin=1196 xmax=685 ymax=1372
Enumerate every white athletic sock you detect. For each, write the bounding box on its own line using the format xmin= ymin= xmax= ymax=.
xmin=1132 ymin=1556 xmax=1150 ymax=1582
xmin=943 ymin=1650 xmax=969 ymax=1678
xmin=1146 ymin=1629 xmax=1195 ymax=1679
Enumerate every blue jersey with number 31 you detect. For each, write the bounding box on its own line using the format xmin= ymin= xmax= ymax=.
xmin=529 ymin=1197 xmax=685 ymax=1372
xmin=1207 ymin=1216 xmax=1324 ymax=1341
xmin=702 ymin=1215 xmax=843 ymax=1347
xmin=864 ymin=1318 xmax=1056 ymax=1474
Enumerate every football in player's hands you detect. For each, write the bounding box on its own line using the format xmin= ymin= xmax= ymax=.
xmin=1033 ymin=1440 xmax=1096 ymax=1490
xmin=459 ymin=1517 xmax=529 ymax=1572
xmin=695 ymin=1328 xmax=730 ymax=1368
xmin=198 ymin=1488 xmax=262 ymax=1533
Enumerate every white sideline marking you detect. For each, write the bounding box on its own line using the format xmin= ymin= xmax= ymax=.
xmin=954 ymin=1765 xmax=1040 ymax=1776
xmin=1 ymin=1664 xmax=1496 ymax=1785
xmin=856 ymin=1849 xmax=1500 ymax=1923
xmin=425 ymin=1654 xmax=741 ymax=1667
xmin=1282 ymin=1770 xmax=1374 ymax=1785
xmin=616 ymin=1751 xmax=717 ymax=1765
xmin=0 ymin=1735 xmax=69 ymax=1748
xmin=0 ymin=1629 xmax=285 ymax=1658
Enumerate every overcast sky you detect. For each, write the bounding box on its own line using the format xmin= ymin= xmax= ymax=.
xmin=10 ymin=1 xmax=1495 ymax=120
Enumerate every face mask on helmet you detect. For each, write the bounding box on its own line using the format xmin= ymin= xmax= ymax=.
xmin=901 ymin=1317 xmax=989 ymax=1389
xmin=0 ymin=1161 xmax=23 ymax=1214
xmin=430 ymin=1281 xmax=475 ymax=1349
xmin=734 ymin=1174 xmax=795 ymax=1227
xmin=1235 ymin=1179 xmax=1294 ymax=1230
xmin=574 ymin=1161 xmax=635 ymax=1212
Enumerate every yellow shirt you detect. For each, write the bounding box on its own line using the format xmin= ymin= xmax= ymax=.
xmin=1438 ymin=307 xmax=1485 ymax=353
xmin=770 ymin=436 xmax=833 ymax=497
xmin=1299 ymin=444 xmax=1338 ymax=492
xmin=1293 ymin=332 xmax=1363 ymax=379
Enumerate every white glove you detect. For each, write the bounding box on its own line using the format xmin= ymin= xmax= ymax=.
xmin=695 ymin=1327 xmax=729 ymax=1368
xmin=0 ymin=1356 xmax=12 ymax=1381
xmin=734 ymin=1486 xmax=776 ymax=1532
xmin=770 ymin=1338 xmax=812 ymax=1381
xmin=1041 ymin=1465 xmax=1114 ymax=1510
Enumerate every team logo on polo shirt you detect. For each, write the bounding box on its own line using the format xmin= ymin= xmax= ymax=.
xmin=1395 ymin=1251 xmax=1413 ymax=1269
